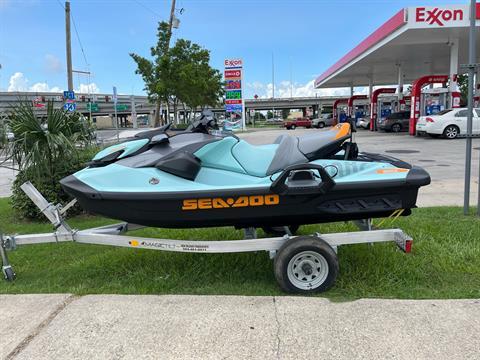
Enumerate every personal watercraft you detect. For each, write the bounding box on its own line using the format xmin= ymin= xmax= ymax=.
xmin=61 ymin=112 xmax=430 ymax=229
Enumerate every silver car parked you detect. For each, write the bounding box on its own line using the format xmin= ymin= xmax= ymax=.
xmin=312 ymin=113 xmax=334 ymax=128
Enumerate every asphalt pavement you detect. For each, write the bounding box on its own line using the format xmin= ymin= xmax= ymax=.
xmin=1 ymin=295 xmax=479 ymax=360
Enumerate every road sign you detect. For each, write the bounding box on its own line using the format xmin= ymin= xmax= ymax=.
xmin=113 ymin=86 xmax=118 ymax=104
xmin=63 ymin=91 xmax=75 ymax=100
xmin=87 ymin=103 xmax=99 ymax=111
xmin=63 ymin=102 xmax=76 ymax=112
xmin=115 ymin=104 xmax=129 ymax=111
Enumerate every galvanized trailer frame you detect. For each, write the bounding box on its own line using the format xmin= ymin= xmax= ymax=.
xmin=0 ymin=182 xmax=413 ymax=292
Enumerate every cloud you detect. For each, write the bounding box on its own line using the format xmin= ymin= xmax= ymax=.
xmin=29 ymin=82 xmax=61 ymax=92
xmin=8 ymin=72 xmax=29 ymax=91
xmin=44 ymin=54 xmax=63 ymax=73
xmin=247 ymin=79 xmax=365 ymax=99
xmin=77 ymin=83 xmax=100 ymax=94
xmin=7 ymin=72 xmax=65 ymax=93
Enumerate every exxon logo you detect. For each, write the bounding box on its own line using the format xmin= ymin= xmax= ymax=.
xmin=415 ymin=7 xmax=464 ymax=26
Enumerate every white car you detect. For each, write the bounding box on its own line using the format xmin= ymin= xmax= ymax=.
xmin=416 ymin=108 xmax=480 ymax=139
xmin=357 ymin=116 xmax=371 ymax=129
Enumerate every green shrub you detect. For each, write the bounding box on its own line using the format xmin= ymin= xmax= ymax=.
xmin=10 ymin=147 xmax=98 ymax=220
xmin=3 ymin=100 xmax=98 ymax=220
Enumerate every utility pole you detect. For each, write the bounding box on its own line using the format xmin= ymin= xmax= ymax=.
xmin=463 ymin=0 xmax=477 ymax=215
xmin=272 ymin=53 xmax=275 ymax=120
xmin=65 ymin=0 xmax=73 ymax=91
xmin=154 ymin=0 xmax=176 ymax=126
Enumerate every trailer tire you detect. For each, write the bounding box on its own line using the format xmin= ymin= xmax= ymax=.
xmin=262 ymin=225 xmax=299 ymax=236
xmin=274 ymin=235 xmax=338 ymax=294
xmin=290 ymin=124 xmax=296 ymax=130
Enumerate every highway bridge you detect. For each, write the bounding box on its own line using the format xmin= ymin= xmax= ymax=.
xmin=0 ymin=91 xmax=351 ymax=126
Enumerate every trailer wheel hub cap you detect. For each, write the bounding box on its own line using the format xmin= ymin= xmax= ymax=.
xmin=287 ymin=251 xmax=329 ymax=290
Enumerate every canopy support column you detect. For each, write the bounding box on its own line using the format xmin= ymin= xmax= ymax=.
xmin=368 ymin=78 xmax=373 ymax=128
xmin=449 ymin=38 xmax=461 ymax=108
xmin=396 ymin=64 xmax=404 ymax=111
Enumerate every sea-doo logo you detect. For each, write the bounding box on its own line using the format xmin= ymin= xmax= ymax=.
xmin=415 ymin=7 xmax=463 ymax=26
xmin=182 ymin=194 xmax=279 ymax=211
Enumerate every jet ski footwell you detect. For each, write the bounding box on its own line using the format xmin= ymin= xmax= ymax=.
xmin=1 ymin=181 xmax=415 ymax=294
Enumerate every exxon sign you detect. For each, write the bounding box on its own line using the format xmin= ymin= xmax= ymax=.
xmin=408 ymin=5 xmax=473 ymax=28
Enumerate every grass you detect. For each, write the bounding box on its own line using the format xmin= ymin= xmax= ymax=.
xmin=0 ymin=197 xmax=479 ymax=299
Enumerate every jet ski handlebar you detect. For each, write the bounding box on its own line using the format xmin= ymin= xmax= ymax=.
xmin=270 ymin=163 xmax=336 ymax=196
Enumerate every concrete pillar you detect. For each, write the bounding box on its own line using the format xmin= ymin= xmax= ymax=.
xmin=449 ymin=38 xmax=460 ymax=108
xmin=368 ymin=78 xmax=373 ymax=120
xmin=396 ymin=64 xmax=404 ymax=111
xmin=130 ymin=96 xmax=137 ymax=129
xmin=475 ymin=68 xmax=480 ymax=108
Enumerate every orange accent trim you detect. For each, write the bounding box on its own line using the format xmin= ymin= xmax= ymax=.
xmin=376 ymin=168 xmax=409 ymax=174
xmin=333 ymin=123 xmax=351 ymax=139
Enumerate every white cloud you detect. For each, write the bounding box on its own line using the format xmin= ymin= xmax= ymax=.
xmin=247 ymin=79 xmax=367 ymax=99
xmin=8 ymin=72 xmax=64 ymax=93
xmin=44 ymin=54 xmax=63 ymax=73
xmin=8 ymin=72 xmax=29 ymax=91
xmin=77 ymin=83 xmax=100 ymax=94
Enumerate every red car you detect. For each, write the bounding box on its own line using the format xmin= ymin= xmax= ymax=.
xmin=284 ymin=118 xmax=312 ymax=130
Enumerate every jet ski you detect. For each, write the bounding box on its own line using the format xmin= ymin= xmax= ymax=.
xmin=60 ymin=111 xmax=430 ymax=229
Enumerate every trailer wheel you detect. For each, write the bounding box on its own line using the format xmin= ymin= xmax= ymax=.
xmin=2 ymin=266 xmax=16 ymax=282
xmin=274 ymin=236 xmax=338 ymax=293
xmin=290 ymin=124 xmax=296 ymax=130
xmin=262 ymin=225 xmax=299 ymax=236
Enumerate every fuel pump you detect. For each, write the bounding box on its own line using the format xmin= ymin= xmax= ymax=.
xmin=421 ymin=88 xmax=449 ymax=116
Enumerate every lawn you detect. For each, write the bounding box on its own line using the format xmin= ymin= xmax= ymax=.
xmin=0 ymin=197 xmax=479 ymax=299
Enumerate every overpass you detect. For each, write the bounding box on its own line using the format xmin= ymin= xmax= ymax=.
xmin=0 ymin=92 xmax=351 ymax=126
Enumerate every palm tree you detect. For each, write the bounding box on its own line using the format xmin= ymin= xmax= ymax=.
xmin=4 ymin=100 xmax=94 ymax=181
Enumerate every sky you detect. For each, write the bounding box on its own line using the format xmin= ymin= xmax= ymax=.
xmin=0 ymin=0 xmax=468 ymax=98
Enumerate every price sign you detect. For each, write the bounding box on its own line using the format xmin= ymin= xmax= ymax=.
xmin=226 ymin=90 xmax=242 ymax=100
xmin=226 ymin=80 xmax=241 ymax=90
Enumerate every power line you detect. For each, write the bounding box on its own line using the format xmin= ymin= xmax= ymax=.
xmin=70 ymin=13 xmax=89 ymax=67
xmin=132 ymin=0 xmax=161 ymax=17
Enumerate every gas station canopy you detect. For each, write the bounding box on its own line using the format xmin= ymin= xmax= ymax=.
xmin=315 ymin=3 xmax=480 ymax=88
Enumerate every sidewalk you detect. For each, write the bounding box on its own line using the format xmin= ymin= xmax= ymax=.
xmin=1 ymin=295 xmax=479 ymax=359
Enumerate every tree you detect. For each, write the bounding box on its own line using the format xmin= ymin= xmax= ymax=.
xmin=281 ymin=109 xmax=290 ymax=120
xmin=169 ymin=39 xmax=223 ymax=123
xmin=130 ymin=22 xmax=171 ymax=127
xmin=130 ymin=21 xmax=223 ymax=126
xmin=456 ymin=74 xmax=468 ymax=106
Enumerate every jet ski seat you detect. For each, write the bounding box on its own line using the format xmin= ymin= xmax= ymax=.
xmin=197 ymin=123 xmax=352 ymax=177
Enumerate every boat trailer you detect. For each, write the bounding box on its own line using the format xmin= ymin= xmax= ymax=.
xmin=0 ymin=182 xmax=413 ymax=293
